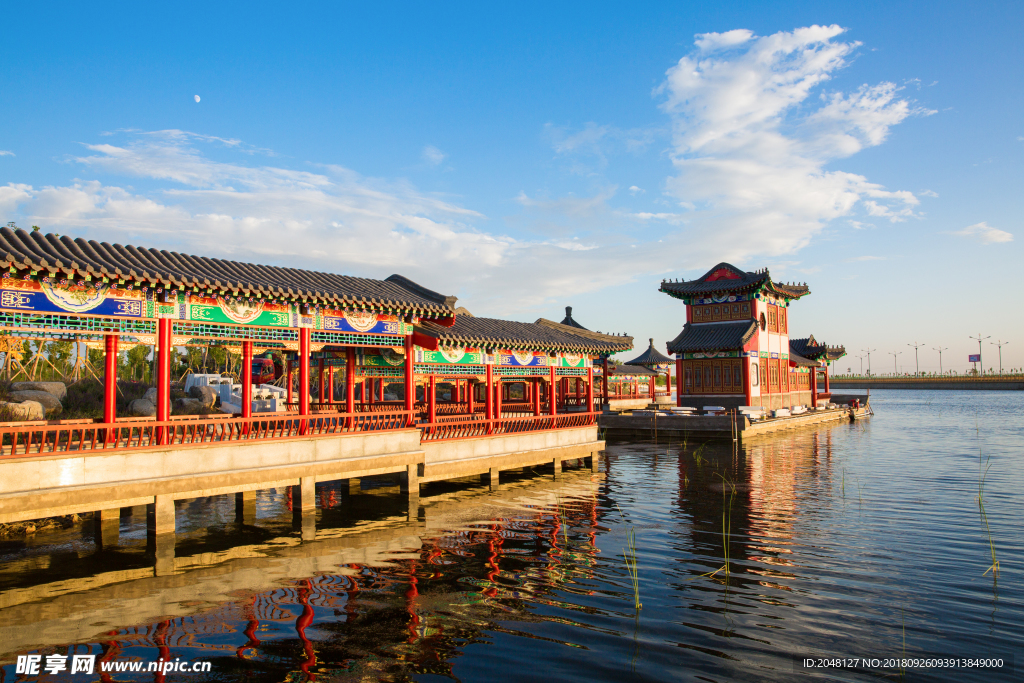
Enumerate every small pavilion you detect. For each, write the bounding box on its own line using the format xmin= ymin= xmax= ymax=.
xmin=790 ymin=336 xmax=846 ymax=406
xmin=621 ymin=338 xmax=674 ymax=403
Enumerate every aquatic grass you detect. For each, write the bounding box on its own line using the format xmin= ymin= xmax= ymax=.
xmin=557 ymin=497 xmax=570 ymax=547
xmin=977 ymin=451 xmax=1000 ymax=579
xmin=624 ymin=527 xmax=641 ymax=611
xmin=692 ymin=473 xmax=736 ymax=583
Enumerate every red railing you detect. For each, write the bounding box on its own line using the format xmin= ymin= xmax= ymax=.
xmin=0 ymin=409 xmax=415 ymax=460
xmin=418 ymin=411 xmax=598 ymax=441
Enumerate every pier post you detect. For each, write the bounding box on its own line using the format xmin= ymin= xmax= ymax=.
xmin=347 ymin=477 xmax=361 ymax=495
xmin=488 ymin=466 xmax=500 ymax=490
xmin=553 ymin=457 xmax=562 ymax=480
xmin=94 ymin=508 xmax=120 ymax=548
xmin=235 ymin=490 xmax=257 ymax=525
xmin=294 ymin=477 xmax=316 ymax=541
xmin=402 ymin=463 xmax=419 ymax=494
xmin=589 ymin=451 xmax=600 ymax=473
xmin=147 ymin=495 xmax=176 ymax=575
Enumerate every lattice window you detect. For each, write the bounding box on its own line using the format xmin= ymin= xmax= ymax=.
xmin=497 ymin=367 xmax=549 ymax=377
xmin=415 ymin=363 xmax=484 ymax=376
xmin=358 ymin=367 xmax=406 ymax=378
xmin=312 ymin=331 xmax=405 ymax=347
xmin=175 ymin=322 xmax=298 ymax=342
xmin=556 ymin=367 xmax=588 ymax=376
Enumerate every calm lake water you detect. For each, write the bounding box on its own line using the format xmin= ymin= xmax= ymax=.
xmin=1 ymin=390 xmax=1021 ymax=682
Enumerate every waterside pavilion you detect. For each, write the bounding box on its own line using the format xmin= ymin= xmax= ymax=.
xmin=660 ymin=263 xmax=845 ymax=412
xmin=0 ymin=228 xmax=631 ymax=557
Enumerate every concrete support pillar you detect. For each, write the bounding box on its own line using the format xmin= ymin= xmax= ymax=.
xmin=148 ymin=532 xmax=176 ymax=576
xmin=294 ymin=477 xmax=316 ymax=541
xmin=488 ymin=466 xmax=500 ymax=490
xmin=235 ymin=490 xmax=257 ymax=525
xmin=347 ymin=477 xmax=361 ymax=495
xmin=553 ymin=457 xmax=562 ymax=480
xmin=94 ymin=508 xmax=120 ymax=548
xmin=147 ymin=495 xmax=176 ymax=536
xmin=589 ymin=451 xmax=600 ymax=473
xmin=402 ymin=463 xmax=419 ymax=494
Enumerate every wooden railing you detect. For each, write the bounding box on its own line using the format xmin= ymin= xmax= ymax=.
xmin=0 ymin=409 xmax=415 ymax=460
xmin=419 ymin=411 xmax=599 ymax=442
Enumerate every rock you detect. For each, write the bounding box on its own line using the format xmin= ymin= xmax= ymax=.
xmin=128 ymin=398 xmax=156 ymax=417
xmin=188 ymin=385 xmax=217 ymax=408
xmin=7 ymin=390 xmax=62 ymax=415
xmin=0 ymin=400 xmax=45 ymax=421
xmin=175 ymin=397 xmax=203 ymax=410
xmin=9 ymin=381 xmax=67 ymax=401
xmin=143 ymin=387 xmax=158 ymax=404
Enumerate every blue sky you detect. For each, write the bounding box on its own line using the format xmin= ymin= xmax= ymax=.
xmin=2 ymin=1 xmax=1021 ymax=372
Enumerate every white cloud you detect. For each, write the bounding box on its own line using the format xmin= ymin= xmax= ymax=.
xmin=919 ymin=189 xmax=938 ymax=197
xmin=422 ymin=145 xmax=446 ymax=166
xmin=949 ymin=222 xmax=1013 ymax=244
xmin=0 ymin=150 xmax=14 ymax=157
xmin=628 ymin=185 xmax=644 ymax=195
xmin=656 ymin=25 xmax=926 ymax=261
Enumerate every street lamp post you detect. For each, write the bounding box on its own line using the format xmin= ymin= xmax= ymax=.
xmin=855 ymin=354 xmax=864 ymax=376
xmin=990 ymin=340 xmax=1009 ymax=375
xmin=907 ymin=341 xmax=925 ymax=376
xmin=862 ymin=348 xmax=877 ymax=376
xmin=969 ymin=333 xmax=990 ymax=375
xmin=889 ymin=351 xmax=901 ymax=376
xmin=933 ymin=346 xmax=949 ymax=375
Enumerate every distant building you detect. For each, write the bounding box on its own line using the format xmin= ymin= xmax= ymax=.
xmin=660 ymin=263 xmax=844 ymax=410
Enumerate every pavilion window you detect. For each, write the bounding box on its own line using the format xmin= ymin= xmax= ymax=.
xmin=714 ymin=364 xmax=721 ymax=388
xmin=704 ymin=364 xmax=712 ymax=389
xmin=693 ymin=364 xmax=702 ymax=388
xmin=722 ymin=364 xmax=730 ymax=387
xmin=685 ymin=366 xmax=692 ymax=391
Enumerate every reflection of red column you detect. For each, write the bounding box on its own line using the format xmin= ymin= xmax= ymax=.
xmin=405 ymin=560 xmax=420 ymax=642
xmin=295 ymin=579 xmax=317 ymax=680
xmin=154 ymin=619 xmax=171 ymax=683
xmin=237 ymin=595 xmax=261 ymax=659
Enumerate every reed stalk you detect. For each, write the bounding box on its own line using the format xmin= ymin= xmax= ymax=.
xmin=624 ymin=527 xmax=642 ymax=610
xmin=977 ymin=451 xmax=999 ymax=579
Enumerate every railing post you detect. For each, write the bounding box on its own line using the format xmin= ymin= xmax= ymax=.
xmin=104 ymin=334 xmax=118 ymax=444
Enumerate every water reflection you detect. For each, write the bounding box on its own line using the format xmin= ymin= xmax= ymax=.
xmin=1 ymin=390 xmax=1022 ymax=681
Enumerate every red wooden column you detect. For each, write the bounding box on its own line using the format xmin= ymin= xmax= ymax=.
xmin=299 ymin=329 xmax=311 ymax=434
xmin=327 ymin=365 xmax=334 ymax=404
xmin=156 ymin=319 xmax=172 ymax=444
xmin=811 ymin=366 xmax=818 ymax=408
xmin=649 ymin=370 xmax=655 ymax=401
xmin=345 ymin=348 xmax=356 ymax=428
xmin=586 ymin=365 xmax=594 ymax=415
xmin=318 ymin=358 xmax=326 ymax=404
xmin=824 ymin=363 xmax=831 ymax=394
xmin=675 ymin=357 xmax=684 ymax=406
xmin=403 ymin=334 xmax=414 ymax=427
xmin=665 ymin=364 xmax=671 ymax=401
xmin=103 ymin=334 xmax=118 ymax=425
xmin=428 ymin=375 xmax=436 ymax=427
xmin=467 ymin=379 xmax=475 ymax=414
xmin=494 ymin=377 xmax=502 ymax=430
xmin=532 ymin=379 xmax=541 ymax=415
xmin=241 ymin=341 xmax=253 ymax=419
xmin=743 ymin=357 xmax=752 ymax=406
xmin=485 ymin=364 xmax=494 ymax=433
xmin=548 ymin=365 xmax=557 ymax=417
xmin=601 ymin=357 xmax=609 ymax=408
xmin=286 ymin=360 xmax=294 ymax=405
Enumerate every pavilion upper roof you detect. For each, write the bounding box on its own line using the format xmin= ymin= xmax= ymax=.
xmin=660 ymin=262 xmax=810 ymax=301
xmin=416 ymin=316 xmax=633 ymax=355
xmin=790 ymin=336 xmax=846 ymax=361
xmin=0 ymin=228 xmax=457 ymax=316
xmin=667 ymin=320 xmax=758 ymax=355
xmin=559 ymin=306 xmax=588 ymax=330
xmin=624 ymin=338 xmax=673 ymax=367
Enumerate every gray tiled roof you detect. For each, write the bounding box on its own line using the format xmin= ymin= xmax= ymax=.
xmin=666 ymin=320 xmax=758 ymax=354
xmin=603 ymin=363 xmax=658 ymax=377
xmin=418 ymin=316 xmax=633 ymax=354
xmin=660 ymin=262 xmax=809 ymax=300
xmin=789 ymin=351 xmax=820 ymax=367
xmin=624 ymin=338 xmax=673 ymax=367
xmin=0 ymin=228 xmax=456 ymax=314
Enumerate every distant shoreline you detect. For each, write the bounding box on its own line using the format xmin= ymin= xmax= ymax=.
xmin=830 ymin=377 xmax=1024 ymax=391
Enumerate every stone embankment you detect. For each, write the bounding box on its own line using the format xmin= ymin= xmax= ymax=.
xmin=831 ymin=377 xmax=1024 ymax=391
